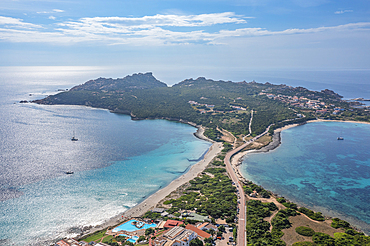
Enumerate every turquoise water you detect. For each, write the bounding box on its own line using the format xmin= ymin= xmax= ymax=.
xmin=112 ymin=219 xmax=157 ymax=232
xmin=128 ymin=236 xmax=139 ymax=243
xmin=0 ymin=67 xmax=211 ymax=245
xmin=241 ymin=121 xmax=370 ymax=234
xmin=1 ymin=67 xmax=370 ymax=245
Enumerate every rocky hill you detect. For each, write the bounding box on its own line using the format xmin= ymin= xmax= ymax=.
xmin=70 ymin=72 xmax=167 ymax=92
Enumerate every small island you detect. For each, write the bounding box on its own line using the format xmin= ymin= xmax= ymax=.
xmin=37 ymin=73 xmax=370 ymax=246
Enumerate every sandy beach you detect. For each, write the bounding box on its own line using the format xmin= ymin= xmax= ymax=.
xmin=229 ymin=124 xmax=300 ymax=180
xmin=230 ymin=119 xmax=370 ymax=178
xmin=77 ymin=126 xmax=223 ymax=238
xmin=308 ymin=119 xmax=370 ymax=125
xmin=78 ymin=119 xmax=370 ymax=238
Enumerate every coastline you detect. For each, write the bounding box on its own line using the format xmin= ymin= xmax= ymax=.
xmin=231 ymin=119 xmax=370 ymax=174
xmin=231 ymin=119 xmax=370 ymax=235
xmin=76 ymin=126 xmax=222 ymax=239
xmin=230 ymin=123 xmax=300 ymax=180
xmin=75 ymin=118 xmax=370 ymax=239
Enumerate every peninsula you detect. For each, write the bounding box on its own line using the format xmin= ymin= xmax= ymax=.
xmin=35 ymin=73 xmax=370 ymax=246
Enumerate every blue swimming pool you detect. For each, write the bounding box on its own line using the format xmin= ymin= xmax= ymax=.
xmin=112 ymin=219 xmax=157 ymax=232
xmin=127 ymin=236 xmax=139 ymax=243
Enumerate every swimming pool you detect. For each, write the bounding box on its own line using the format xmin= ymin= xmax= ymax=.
xmin=127 ymin=236 xmax=139 ymax=243
xmin=112 ymin=219 xmax=157 ymax=232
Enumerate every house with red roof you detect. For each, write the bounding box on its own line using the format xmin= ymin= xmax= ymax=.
xmin=164 ymin=220 xmax=184 ymax=229
xmin=185 ymin=224 xmax=211 ymax=240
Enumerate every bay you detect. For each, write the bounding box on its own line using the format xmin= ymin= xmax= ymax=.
xmin=0 ymin=67 xmax=211 ymax=245
xmin=1 ymin=66 xmax=370 ymax=244
xmin=241 ymin=121 xmax=370 ymax=234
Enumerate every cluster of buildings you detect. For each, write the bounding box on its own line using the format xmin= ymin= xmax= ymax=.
xmin=54 ymin=238 xmax=96 ymax=246
xmin=188 ymin=101 xmax=246 ymax=114
xmin=259 ymin=92 xmax=346 ymax=115
xmin=153 ymin=221 xmax=217 ymax=246
xmin=187 ymin=101 xmax=216 ymax=114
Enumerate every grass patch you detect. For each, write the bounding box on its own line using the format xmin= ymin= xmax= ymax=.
xmin=102 ymin=235 xmax=114 ymax=243
xmin=79 ymin=229 xmax=107 ymax=243
xmin=295 ymin=226 xmax=315 ymax=237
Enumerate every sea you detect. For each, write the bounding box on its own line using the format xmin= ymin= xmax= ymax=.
xmin=0 ymin=66 xmax=370 ymax=245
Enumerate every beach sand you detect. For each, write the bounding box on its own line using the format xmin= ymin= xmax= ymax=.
xmin=230 ymin=123 xmax=301 ymax=181
xmin=77 ymin=126 xmax=223 ymax=238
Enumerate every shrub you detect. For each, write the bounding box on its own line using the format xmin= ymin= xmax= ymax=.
xmin=292 ymin=242 xmax=315 ymax=246
xmin=331 ymin=218 xmax=350 ymax=229
xmin=298 ymin=207 xmax=325 ymax=221
xmin=138 ymin=236 xmax=146 ymax=242
xmin=283 ymin=202 xmax=298 ymax=210
xmin=312 ymin=232 xmax=335 ymax=246
xmin=276 ymin=197 xmax=286 ymax=203
xmin=295 ymin=226 xmax=315 ymax=236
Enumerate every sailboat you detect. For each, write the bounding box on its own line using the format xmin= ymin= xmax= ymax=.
xmin=337 ymin=130 xmax=344 ymax=140
xmin=71 ymin=131 xmax=78 ymax=141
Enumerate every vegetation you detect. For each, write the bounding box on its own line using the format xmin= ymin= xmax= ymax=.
xmin=143 ymin=211 xmax=161 ymax=220
xmin=164 ymin=168 xmax=237 ymax=219
xmin=312 ymin=232 xmax=335 ymax=246
xmin=246 ymin=200 xmax=286 ymax=245
xmin=243 ymin=181 xmax=271 ymax=198
xmin=292 ymin=242 xmax=316 ymax=246
xmin=42 ymin=73 xmax=370 ymax=246
xmin=190 ymin=238 xmax=203 ymax=246
xmin=331 ymin=218 xmax=350 ymax=229
xmin=145 ymin=228 xmax=155 ymax=236
xmin=34 ymin=74 xmax=304 ymax=140
xmin=222 ymin=142 xmax=233 ymax=152
xmin=282 ymin=202 xmax=298 ymax=210
xmin=295 ymin=226 xmax=315 ymax=237
xmin=79 ymin=229 xmax=107 ymax=243
xmin=298 ymin=207 xmax=325 ymax=221
xmin=271 ymin=208 xmax=298 ymax=238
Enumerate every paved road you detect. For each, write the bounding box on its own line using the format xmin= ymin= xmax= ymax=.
xmin=224 ymin=124 xmax=273 ymax=246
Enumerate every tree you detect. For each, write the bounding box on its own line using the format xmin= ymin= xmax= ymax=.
xmin=145 ymin=227 xmax=155 ymax=236
xmin=138 ymin=235 xmax=146 ymax=242
xmin=204 ymin=237 xmax=214 ymax=244
xmin=207 ymin=229 xmax=215 ymax=236
xmin=190 ymin=238 xmax=203 ymax=246
xmin=312 ymin=232 xmax=335 ymax=246
xmin=123 ymin=242 xmax=135 ymax=246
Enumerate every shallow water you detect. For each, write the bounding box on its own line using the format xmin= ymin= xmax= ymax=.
xmin=241 ymin=121 xmax=370 ymax=234
xmin=0 ymin=67 xmax=211 ymax=245
xmin=1 ymin=66 xmax=370 ymax=244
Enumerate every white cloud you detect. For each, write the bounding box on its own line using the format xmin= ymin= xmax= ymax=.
xmin=37 ymin=9 xmax=65 ymax=14
xmin=335 ymin=10 xmax=353 ymax=14
xmin=52 ymin=9 xmax=64 ymax=13
xmin=0 ymin=16 xmax=42 ymax=29
xmin=0 ymin=13 xmax=369 ymax=46
xmin=49 ymin=16 xmax=56 ymax=20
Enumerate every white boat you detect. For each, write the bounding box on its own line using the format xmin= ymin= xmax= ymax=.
xmin=71 ymin=131 xmax=78 ymax=141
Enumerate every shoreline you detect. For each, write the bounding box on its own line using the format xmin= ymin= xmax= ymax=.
xmin=231 ymin=119 xmax=370 ymax=235
xmin=75 ymin=118 xmax=370 ymax=239
xmin=232 ymin=118 xmax=370 ymax=172
xmin=76 ymin=126 xmax=222 ymax=239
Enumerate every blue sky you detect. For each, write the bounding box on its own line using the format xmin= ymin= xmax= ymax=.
xmin=1 ymin=0 xmax=370 ymax=78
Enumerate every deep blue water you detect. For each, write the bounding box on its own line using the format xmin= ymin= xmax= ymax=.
xmin=1 ymin=67 xmax=370 ymax=245
xmin=241 ymin=121 xmax=370 ymax=234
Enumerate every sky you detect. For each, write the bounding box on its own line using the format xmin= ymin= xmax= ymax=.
xmin=1 ymin=0 xmax=370 ymax=82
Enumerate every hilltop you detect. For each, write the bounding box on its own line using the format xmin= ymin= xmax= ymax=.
xmin=34 ymin=72 xmax=369 ymax=142
xmin=70 ymin=72 xmax=167 ymax=92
